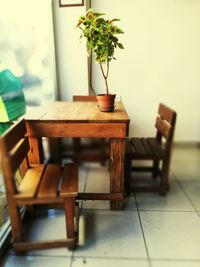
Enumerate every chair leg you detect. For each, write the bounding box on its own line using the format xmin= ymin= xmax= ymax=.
xmin=73 ymin=138 xmax=81 ymax=164
xmin=64 ymin=197 xmax=76 ymax=250
xmin=9 ymin=205 xmax=23 ymax=244
xmin=152 ymin=159 xmax=159 ymax=178
xmin=74 ymin=203 xmax=79 ymax=243
xmin=159 ymin=158 xmax=170 ymax=195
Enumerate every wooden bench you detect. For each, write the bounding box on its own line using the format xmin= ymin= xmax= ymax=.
xmin=125 ymin=103 xmax=177 ymax=195
xmin=0 ymin=119 xmax=78 ymax=252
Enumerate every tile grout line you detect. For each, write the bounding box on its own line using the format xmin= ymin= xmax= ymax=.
xmin=171 ymin=171 xmax=200 ymax=216
xmin=134 ymin=193 xmax=153 ymax=267
xmin=150 ymin=257 xmax=200 ymax=263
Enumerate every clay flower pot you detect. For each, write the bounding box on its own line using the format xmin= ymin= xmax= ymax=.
xmin=97 ymin=94 xmax=116 ymax=112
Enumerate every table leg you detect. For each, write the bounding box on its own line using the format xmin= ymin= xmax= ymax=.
xmin=28 ymin=137 xmax=44 ymax=164
xmin=110 ymin=138 xmax=125 ymax=210
xmin=48 ymin=138 xmax=61 ymax=163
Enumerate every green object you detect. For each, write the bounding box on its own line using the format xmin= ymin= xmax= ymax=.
xmin=0 ymin=122 xmax=12 ymax=136
xmin=0 ymin=69 xmax=26 ymax=135
xmin=77 ymin=9 xmax=124 ymax=95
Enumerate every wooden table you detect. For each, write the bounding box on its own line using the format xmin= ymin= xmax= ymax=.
xmin=25 ymin=101 xmax=130 ymax=210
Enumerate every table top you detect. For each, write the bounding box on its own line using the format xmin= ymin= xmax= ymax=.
xmin=25 ymin=101 xmax=130 ymax=123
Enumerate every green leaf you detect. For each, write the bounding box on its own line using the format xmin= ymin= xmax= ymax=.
xmin=111 ymin=18 xmax=120 ymax=22
xmin=117 ymin=43 xmax=124 ymax=49
xmin=93 ymin=12 xmax=106 ymax=17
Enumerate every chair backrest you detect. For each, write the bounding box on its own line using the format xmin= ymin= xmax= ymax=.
xmin=73 ymin=95 xmax=97 ymax=102
xmin=155 ymin=103 xmax=177 ymax=149
xmin=0 ymin=119 xmax=29 ymax=195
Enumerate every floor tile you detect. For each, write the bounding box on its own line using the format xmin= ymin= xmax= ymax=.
xmin=75 ymin=209 xmax=147 ymax=258
xmin=1 ymin=255 xmax=71 ymax=267
xmin=151 ymin=259 xmax=200 ymax=267
xmin=124 ymin=195 xmax=137 ymax=211
xmin=21 ymin=209 xmax=73 ymax=257
xmin=72 ymin=257 xmax=149 ymax=267
xmin=178 ymin=181 xmax=200 ymax=211
xmin=82 ymin=200 xmax=110 ymax=210
xmin=140 ymin=211 xmax=200 ymax=260
xmin=136 ymin=180 xmax=195 ymax=211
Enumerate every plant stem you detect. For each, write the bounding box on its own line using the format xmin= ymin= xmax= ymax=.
xmin=89 ymin=54 xmax=96 ymax=96
xmin=100 ymin=61 xmax=109 ymax=95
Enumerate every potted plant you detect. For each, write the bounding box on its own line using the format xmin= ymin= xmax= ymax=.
xmin=76 ymin=9 xmax=124 ymax=112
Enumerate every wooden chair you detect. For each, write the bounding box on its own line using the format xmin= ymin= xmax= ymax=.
xmin=0 ymin=119 xmax=79 ymax=252
xmin=72 ymin=95 xmax=108 ymax=165
xmin=125 ymin=103 xmax=177 ymax=195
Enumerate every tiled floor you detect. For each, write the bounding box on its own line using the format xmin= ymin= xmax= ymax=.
xmin=1 ymin=145 xmax=200 ymax=267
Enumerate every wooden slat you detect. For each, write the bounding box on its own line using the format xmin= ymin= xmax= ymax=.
xmin=16 ymin=197 xmax=64 ymax=205
xmin=155 ymin=116 xmax=171 ymax=139
xmin=26 ymin=122 xmax=127 ymax=138
xmin=125 ymin=138 xmax=135 ymax=154
xmin=60 ymin=163 xmax=78 ymax=197
xmin=13 ymin=239 xmax=75 ymax=251
xmin=141 ymin=138 xmax=154 ymax=157
xmin=14 ymin=165 xmax=45 ymax=199
xmin=25 ymin=106 xmax=48 ymax=120
xmin=128 ymin=137 xmax=165 ymax=159
xmin=0 ymin=119 xmax=27 ymax=155
xmin=130 ymin=138 xmax=146 ymax=155
xmin=147 ymin=138 xmax=165 ymax=158
xmin=37 ymin=164 xmax=61 ymax=198
xmin=20 ymin=157 xmax=29 ymax=177
xmin=78 ymin=192 xmax=123 ymax=200
xmin=4 ymin=138 xmax=30 ymax=177
xmin=158 ymin=103 xmax=176 ymax=124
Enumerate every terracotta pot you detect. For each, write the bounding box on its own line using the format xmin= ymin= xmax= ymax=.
xmin=96 ymin=94 xmax=116 ymax=112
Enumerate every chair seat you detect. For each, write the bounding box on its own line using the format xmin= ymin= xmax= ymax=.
xmin=126 ymin=137 xmax=165 ymax=159
xmin=15 ymin=164 xmax=78 ymax=202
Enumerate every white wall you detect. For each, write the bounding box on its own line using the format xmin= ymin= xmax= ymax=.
xmin=91 ymin=0 xmax=200 ymax=141
xmin=54 ymin=0 xmax=200 ymax=142
xmin=52 ymin=0 xmax=89 ymax=101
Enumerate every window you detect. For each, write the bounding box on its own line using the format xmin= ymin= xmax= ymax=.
xmin=0 ymin=0 xmax=57 ymax=254
xmin=0 ymin=0 xmax=57 ymax=106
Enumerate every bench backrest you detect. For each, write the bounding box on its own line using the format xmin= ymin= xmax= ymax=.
xmin=0 ymin=119 xmax=29 ymax=195
xmin=155 ymin=103 xmax=177 ymax=151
